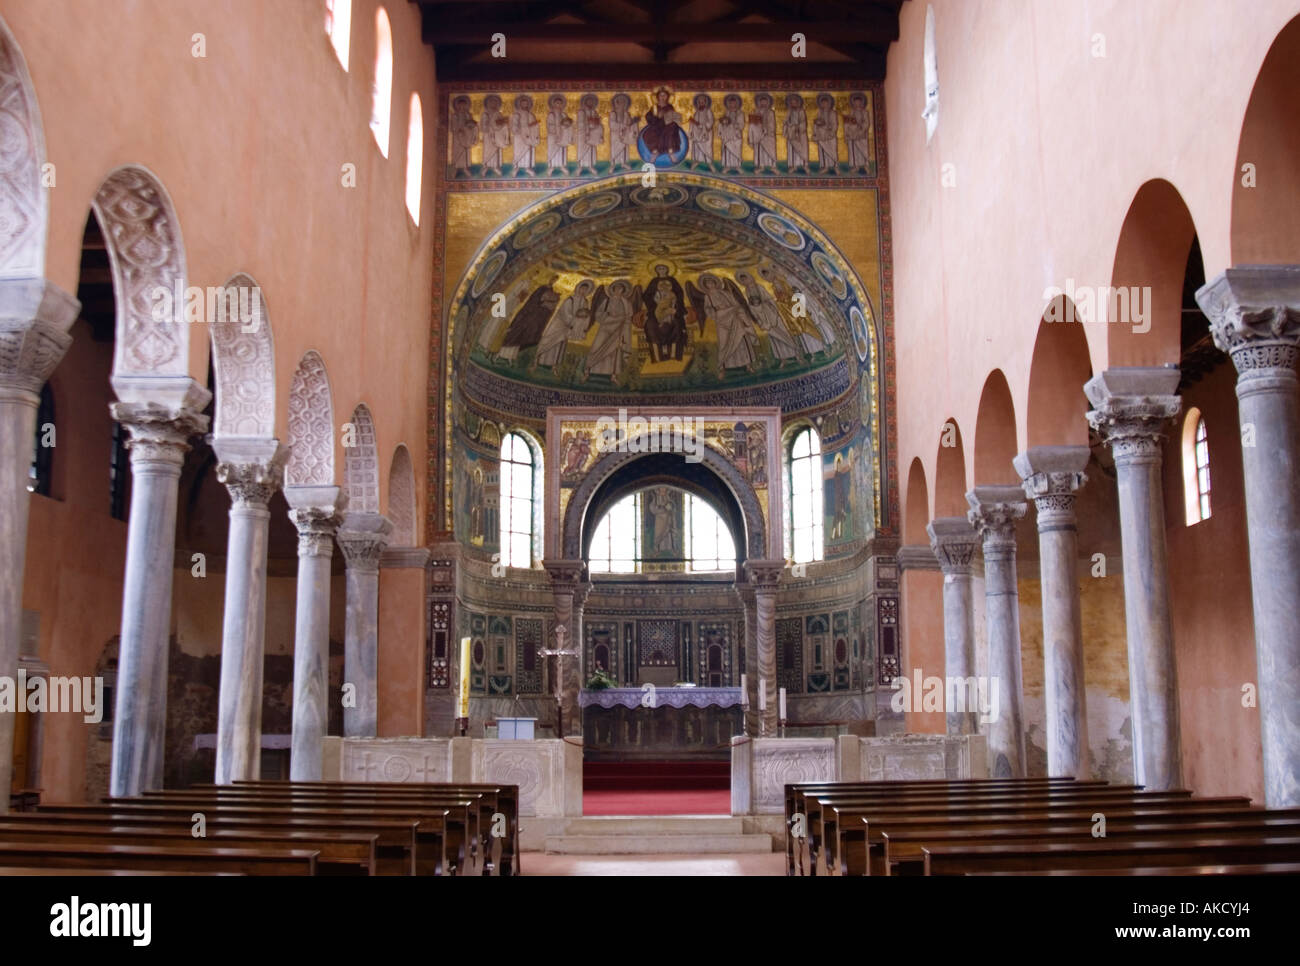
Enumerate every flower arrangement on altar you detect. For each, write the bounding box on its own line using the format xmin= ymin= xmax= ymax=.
xmin=584 ymin=668 xmax=619 ymax=691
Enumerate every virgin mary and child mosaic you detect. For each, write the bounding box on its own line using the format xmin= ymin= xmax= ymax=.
xmin=475 ymin=261 xmax=839 ymax=390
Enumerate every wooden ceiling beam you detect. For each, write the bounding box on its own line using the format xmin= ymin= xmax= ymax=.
xmin=435 ymin=54 xmax=884 ymax=82
xmin=424 ymin=20 xmax=897 ymax=44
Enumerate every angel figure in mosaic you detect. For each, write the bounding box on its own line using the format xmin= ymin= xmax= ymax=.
xmin=747 ymin=93 xmax=777 ymax=173
xmin=581 ymin=279 xmax=640 ymax=384
xmin=480 ymin=94 xmax=510 ymax=175
xmin=845 ymin=92 xmax=871 ymax=172
xmin=718 ymin=93 xmax=745 ymax=174
xmin=533 ymin=279 xmax=595 ymax=372
xmin=783 ymin=93 xmax=810 ymax=173
xmin=510 ymin=94 xmax=541 ymax=174
xmin=609 ymin=93 xmax=641 ymax=170
xmin=736 ymin=269 xmax=804 ymax=367
xmin=813 ymin=93 xmax=839 ymax=173
xmin=688 ymin=93 xmax=715 ymax=168
xmin=575 ymin=93 xmax=604 ymax=174
xmin=689 ymin=273 xmax=759 ymax=377
xmin=758 ymin=264 xmax=828 ymax=357
xmin=449 ymin=95 xmax=479 ymax=176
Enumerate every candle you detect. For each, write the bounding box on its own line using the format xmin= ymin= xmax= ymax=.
xmin=779 ymin=687 xmax=787 ymax=721
xmin=758 ymin=678 xmax=766 ymax=711
xmin=740 ymin=673 xmax=748 ymax=706
xmin=458 ymin=636 xmax=472 ymax=720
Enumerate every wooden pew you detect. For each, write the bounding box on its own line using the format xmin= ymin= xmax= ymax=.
xmin=922 ymin=832 xmax=1300 ymax=874
xmin=884 ymin=811 xmax=1300 ymax=874
xmin=133 ymin=788 xmax=475 ymax=870
xmin=803 ymin=786 xmax=1194 ymax=875
xmin=134 ymin=789 xmax=477 ymax=876
xmin=835 ymin=795 xmax=1253 ymax=876
xmin=0 ymin=840 xmax=319 ymax=875
xmin=37 ymin=804 xmax=431 ymax=875
xmin=216 ymin=781 xmax=516 ymax=876
xmin=236 ymin=780 xmax=522 ymax=876
xmin=0 ymin=818 xmax=377 ymax=875
xmin=851 ymin=800 xmax=1263 ymax=876
xmin=783 ymin=777 xmax=1090 ymax=875
xmin=786 ymin=779 xmax=1109 ymax=869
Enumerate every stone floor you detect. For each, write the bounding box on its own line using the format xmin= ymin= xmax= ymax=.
xmin=520 ymin=851 xmax=785 ymax=876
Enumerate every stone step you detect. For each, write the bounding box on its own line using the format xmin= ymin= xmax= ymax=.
xmin=563 ymin=816 xmax=746 ymax=836
xmin=543 ymin=832 xmax=772 ymax=854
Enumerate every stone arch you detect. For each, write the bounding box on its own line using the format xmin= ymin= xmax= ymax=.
xmin=1231 ymin=14 xmax=1300 ymax=264
xmin=387 ymin=444 xmax=416 ymax=545
xmin=1109 ymin=179 xmax=1198 ymax=367
xmin=561 ymin=445 xmax=766 ymax=563
xmin=1026 ymin=300 xmax=1093 ymax=447
xmin=973 ymin=369 xmax=1018 ymax=484
xmin=903 ymin=456 xmax=929 ymax=543
xmin=210 ymin=273 xmax=275 ymax=438
xmin=0 ymin=15 xmax=47 ymax=277
xmin=343 ymin=402 xmax=379 ymax=512
xmin=91 ymin=165 xmax=191 ymax=378
xmin=932 ymin=417 xmax=967 ymax=517
xmin=285 ymin=350 xmax=335 ymax=486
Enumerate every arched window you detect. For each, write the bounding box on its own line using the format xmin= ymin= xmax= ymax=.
xmin=325 ymin=0 xmax=351 ymax=70
xmin=370 ymin=8 xmax=393 ymax=157
xmin=788 ymin=426 xmax=824 ymax=563
xmin=588 ymin=492 xmax=638 ymax=573
xmin=28 ymin=384 xmax=54 ymax=496
xmin=685 ymin=494 xmax=735 ymax=573
xmin=405 ymin=92 xmax=423 ymax=224
xmin=1182 ymin=408 xmax=1212 ymax=525
xmin=498 ymin=432 xmax=538 ymax=568
xmin=588 ymin=489 xmax=735 ymax=573
xmin=921 ymin=5 xmax=939 ymax=142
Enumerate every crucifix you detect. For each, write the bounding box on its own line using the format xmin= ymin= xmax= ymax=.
xmin=539 ymin=623 xmax=579 ymax=736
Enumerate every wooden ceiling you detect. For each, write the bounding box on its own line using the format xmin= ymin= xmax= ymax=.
xmin=411 ymin=0 xmax=906 ymax=82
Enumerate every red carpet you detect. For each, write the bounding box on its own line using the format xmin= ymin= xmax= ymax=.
xmin=583 ymin=761 xmax=731 ymax=815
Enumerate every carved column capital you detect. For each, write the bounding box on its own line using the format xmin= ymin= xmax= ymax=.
xmin=926 ymin=517 xmax=979 ymax=575
xmin=1196 ymin=265 xmax=1300 ymax=388
xmin=289 ymin=502 xmax=346 ymax=559
xmin=543 ymin=558 xmax=588 ymax=596
xmin=743 ymin=558 xmax=784 ymax=592
xmin=214 ymin=439 xmax=288 ymax=510
xmin=1014 ymin=446 xmax=1090 ymax=531
xmin=336 ymin=512 xmax=393 ymax=573
xmin=1085 ymin=368 xmax=1181 ymax=466
xmin=111 ymin=399 xmax=210 ymax=468
xmin=966 ymin=486 xmax=1026 ymax=555
xmin=0 ymin=278 xmax=79 ymax=399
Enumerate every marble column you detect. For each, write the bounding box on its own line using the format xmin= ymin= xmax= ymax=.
xmin=1086 ymin=368 xmax=1183 ymax=791
xmin=286 ymin=487 xmax=346 ymax=780
xmin=926 ymin=518 xmax=980 ymax=735
xmin=736 ymin=582 xmax=759 ymax=736
xmin=744 ymin=559 xmax=784 ymax=736
xmin=0 ymin=279 xmax=78 ymax=813
xmin=213 ymin=440 xmax=287 ymax=784
xmin=110 ymin=376 xmax=212 ymax=797
xmin=1014 ymin=446 xmax=1091 ymax=779
xmin=1197 ymin=266 xmax=1300 ymax=807
xmin=967 ymin=486 xmax=1028 ymax=778
xmin=336 ymin=512 xmax=393 ymax=738
xmin=543 ymin=559 xmax=587 ymax=736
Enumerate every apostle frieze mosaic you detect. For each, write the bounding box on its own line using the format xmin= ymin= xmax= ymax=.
xmin=446 ymin=87 xmax=877 ymax=181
